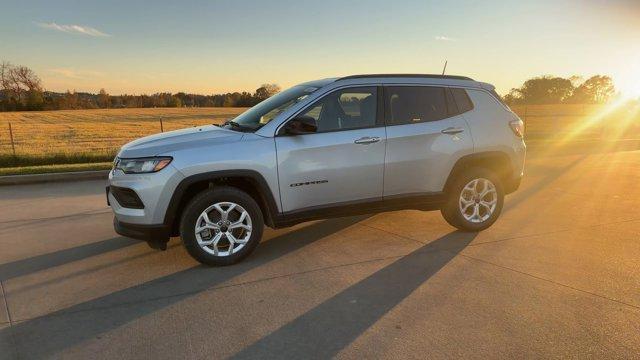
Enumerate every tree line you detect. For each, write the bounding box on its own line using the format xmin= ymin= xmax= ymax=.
xmin=0 ymin=61 xmax=280 ymax=111
xmin=0 ymin=61 xmax=620 ymax=111
xmin=503 ymin=75 xmax=615 ymax=105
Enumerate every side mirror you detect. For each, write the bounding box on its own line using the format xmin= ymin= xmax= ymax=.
xmin=282 ymin=115 xmax=317 ymax=135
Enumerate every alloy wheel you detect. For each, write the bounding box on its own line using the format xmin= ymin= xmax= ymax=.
xmin=459 ymin=178 xmax=498 ymax=223
xmin=194 ymin=201 xmax=252 ymax=256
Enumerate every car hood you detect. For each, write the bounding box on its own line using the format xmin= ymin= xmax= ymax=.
xmin=118 ymin=125 xmax=244 ymax=158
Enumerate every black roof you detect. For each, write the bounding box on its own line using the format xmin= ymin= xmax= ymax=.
xmin=338 ymin=74 xmax=473 ymax=81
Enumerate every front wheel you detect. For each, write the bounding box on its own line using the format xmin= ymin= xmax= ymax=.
xmin=441 ymin=168 xmax=504 ymax=232
xmin=180 ymin=186 xmax=264 ymax=266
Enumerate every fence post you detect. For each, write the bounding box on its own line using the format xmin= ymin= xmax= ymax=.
xmin=8 ymin=122 xmax=16 ymax=157
xmin=160 ymin=118 xmax=164 ymax=132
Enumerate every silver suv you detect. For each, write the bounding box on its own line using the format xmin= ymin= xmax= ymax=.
xmin=108 ymin=74 xmax=526 ymax=266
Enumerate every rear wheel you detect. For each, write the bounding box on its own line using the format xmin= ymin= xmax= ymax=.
xmin=441 ymin=168 xmax=504 ymax=232
xmin=180 ymin=186 xmax=263 ymax=266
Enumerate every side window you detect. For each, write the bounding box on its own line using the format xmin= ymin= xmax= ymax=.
xmin=450 ymin=88 xmax=474 ymax=114
xmin=303 ymin=104 xmax=323 ymax=122
xmin=446 ymin=88 xmax=458 ymax=116
xmin=298 ymin=87 xmax=377 ymax=132
xmin=384 ymin=86 xmax=450 ymax=125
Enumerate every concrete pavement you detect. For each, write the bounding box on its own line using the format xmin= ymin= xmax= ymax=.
xmin=1 ymin=150 xmax=639 ymax=359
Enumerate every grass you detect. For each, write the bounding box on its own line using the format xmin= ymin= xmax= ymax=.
xmin=0 ymin=104 xmax=638 ymax=174
xmin=0 ymin=162 xmax=112 ymax=176
xmin=511 ymin=103 xmax=640 ymax=141
xmin=0 ymin=152 xmax=116 ymax=167
xmin=0 ymin=107 xmax=247 ymax=167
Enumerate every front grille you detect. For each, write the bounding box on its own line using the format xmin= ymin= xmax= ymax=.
xmin=110 ymin=186 xmax=145 ymax=209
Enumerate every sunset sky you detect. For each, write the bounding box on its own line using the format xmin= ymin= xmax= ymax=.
xmin=1 ymin=0 xmax=639 ymax=97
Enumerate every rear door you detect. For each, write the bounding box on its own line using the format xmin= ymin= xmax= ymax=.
xmin=383 ymin=86 xmax=474 ymax=196
xmin=276 ymin=86 xmax=386 ymax=212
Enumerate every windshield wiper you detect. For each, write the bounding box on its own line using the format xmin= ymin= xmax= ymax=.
xmin=223 ymin=120 xmax=255 ymax=132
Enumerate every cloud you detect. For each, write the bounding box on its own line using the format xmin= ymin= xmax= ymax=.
xmin=434 ymin=35 xmax=456 ymax=41
xmin=37 ymin=22 xmax=111 ymax=37
xmin=48 ymin=68 xmax=104 ymax=79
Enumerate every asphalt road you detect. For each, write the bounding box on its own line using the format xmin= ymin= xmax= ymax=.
xmin=1 ymin=150 xmax=640 ymax=359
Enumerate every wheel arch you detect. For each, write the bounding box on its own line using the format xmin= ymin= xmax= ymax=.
xmin=164 ymin=170 xmax=279 ymax=235
xmin=444 ymin=151 xmax=515 ymax=194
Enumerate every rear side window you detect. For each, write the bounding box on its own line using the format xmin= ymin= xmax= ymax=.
xmin=489 ymin=89 xmax=510 ymax=109
xmin=446 ymin=88 xmax=458 ymax=116
xmin=450 ymin=88 xmax=474 ymax=114
xmin=385 ymin=86 xmax=453 ymax=125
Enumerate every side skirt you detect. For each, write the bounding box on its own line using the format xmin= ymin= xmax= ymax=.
xmin=272 ymin=192 xmax=445 ymax=228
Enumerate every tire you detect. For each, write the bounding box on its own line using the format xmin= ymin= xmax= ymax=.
xmin=441 ymin=167 xmax=504 ymax=232
xmin=180 ymin=186 xmax=264 ymax=266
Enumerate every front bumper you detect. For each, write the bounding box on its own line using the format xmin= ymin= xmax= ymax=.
xmin=113 ymin=217 xmax=171 ymax=250
xmin=107 ymin=165 xmax=185 ymax=225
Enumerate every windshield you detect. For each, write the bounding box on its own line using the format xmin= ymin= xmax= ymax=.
xmin=226 ymin=85 xmax=319 ymax=131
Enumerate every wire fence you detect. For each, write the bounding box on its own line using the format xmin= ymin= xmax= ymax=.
xmin=512 ymin=104 xmax=640 ymax=142
xmin=0 ymin=108 xmax=245 ymax=162
xmin=0 ymin=118 xmax=224 ymax=155
xmin=0 ymin=104 xmax=639 ymax=165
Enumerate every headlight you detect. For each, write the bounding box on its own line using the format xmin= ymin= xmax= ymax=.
xmin=115 ymin=157 xmax=173 ymax=174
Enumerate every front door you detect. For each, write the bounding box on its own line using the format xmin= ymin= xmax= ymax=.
xmin=276 ymin=86 xmax=386 ymax=212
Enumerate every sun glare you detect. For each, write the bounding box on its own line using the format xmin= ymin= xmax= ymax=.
xmin=617 ymin=73 xmax=640 ymax=99
xmin=547 ymin=96 xmax=640 ymax=155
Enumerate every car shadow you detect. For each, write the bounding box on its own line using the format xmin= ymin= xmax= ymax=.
xmin=231 ymin=230 xmax=477 ymax=359
xmin=1 ymin=215 xmax=368 ymax=359
xmin=0 ymin=237 xmax=139 ymax=282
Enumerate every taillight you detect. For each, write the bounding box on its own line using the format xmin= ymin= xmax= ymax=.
xmin=509 ymin=119 xmax=524 ymax=138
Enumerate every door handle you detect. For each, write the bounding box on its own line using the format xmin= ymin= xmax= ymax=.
xmin=354 ymin=136 xmax=381 ymax=145
xmin=441 ymin=127 xmax=465 ymax=135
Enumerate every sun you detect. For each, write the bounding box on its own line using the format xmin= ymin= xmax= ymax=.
xmin=620 ymin=82 xmax=640 ymax=99
xmin=617 ymin=73 xmax=640 ymax=99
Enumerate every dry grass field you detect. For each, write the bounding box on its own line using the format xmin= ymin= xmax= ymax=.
xmin=512 ymin=104 xmax=606 ymax=140
xmin=0 ymin=107 xmax=246 ymax=160
xmin=0 ymin=103 xmax=638 ymax=170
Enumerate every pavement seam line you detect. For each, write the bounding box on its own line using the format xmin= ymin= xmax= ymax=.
xmin=8 ymin=243 xmax=467 ymax=324
xmin=357 ymin=223 xmax=426 ymax=246
xmin=7 ymin=254 xmax=405 ymax=323
xmin=0 ymin=209 xmax=111 ymax=226
xmin=468 ymin=216 xmax=640 ymax=248
xmin=1 ymin=280 xmax=20 ymax=360
xmin=361 ymin=216 xmax=640 ymax=250
xmin=0 ymin=210 xmax=112 ymax=234
xmin=456 ymin=252 xmax=640 ymax=311
xmin=0 ymin=280 xmax=13 ymax=325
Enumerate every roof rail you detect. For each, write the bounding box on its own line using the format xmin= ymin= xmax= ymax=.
xmin=338 ymin=74 xmax=474 ymax=81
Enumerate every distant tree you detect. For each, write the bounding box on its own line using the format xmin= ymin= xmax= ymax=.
xmin=0 ymin=70 xmax=283 ymax=111
xmin=111 ymin=95 xmax=124 ymax=108
xmin=223 ymin=92 xmax=241 ymax=107
xmin=25 ymin=90 xmax=44 ymax=110
xmin=0 ymin=62 xmax=12 ymax=95
xmin=0 ymin=61 xmax=43 ymax=109
xmin=13 ymin=66 xmax=42 ymax=93
xmin=97 ymin=88 xmax=110 ymax=108
xmin=568 ymin=75 xmax=615 ymax=104
xmin=512 ymin=76 xmax=574 ymax=104
xmin=254 ymin=83 xmax=280 ymax=102
xmin=167 ymin=95 xmax=182 ymax=107
xmin=503 ymin=88 xmax=522 ymax=105
xmin=64 ymin=90 xmax=79 ymax=109
xmin=503 ymin=74 xmax=616 ymax=105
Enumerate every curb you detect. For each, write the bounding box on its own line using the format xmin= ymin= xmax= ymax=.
xmin=0 ymin=170 xmax=109 ymax=186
